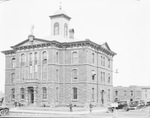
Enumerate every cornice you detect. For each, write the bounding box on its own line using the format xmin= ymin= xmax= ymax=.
xmin=2 ymin=39 xmax=116 ymax=56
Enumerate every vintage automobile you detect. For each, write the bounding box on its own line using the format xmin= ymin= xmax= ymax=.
xmin=108 ymin=101 xmax=129 ymax=112
xmin=0 ymin=97 xmax=9 ymax=116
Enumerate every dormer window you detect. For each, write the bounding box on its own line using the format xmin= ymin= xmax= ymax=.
xmin=54 ymin=22 xmax=59 ymax=35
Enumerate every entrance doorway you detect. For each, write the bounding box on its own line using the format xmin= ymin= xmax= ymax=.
xmin=28 ymin=87 xmax=34 ymax=104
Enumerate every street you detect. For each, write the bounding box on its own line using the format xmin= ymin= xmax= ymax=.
xmin=6 ymin=107 xmax=150 ymax=118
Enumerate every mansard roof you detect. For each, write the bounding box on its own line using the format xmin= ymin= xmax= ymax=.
xmin=2 ymin=38 xmax=116 ymax=57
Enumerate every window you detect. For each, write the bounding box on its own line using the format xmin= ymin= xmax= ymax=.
xmin=54 ymin=22 xmax=59 ymax=35
xmin=101 ymin=71 xmax=103 ymax=82
xmin=108 ymin=59 xmax=110 ymax=68
xmin=56 ymin=69 xmax=59 ymax=82
xmin=103 ymin=72 xmax=105 ymax=82
xmin=21 ymin=54 xmax=25 ymax=66
xmin=108 ymin=89 xmax=110 ymax=101
xmin=20 ymin=88 xmax=25 ymax=99
xmin=56 ymin=52 xmax=59 ymax=63
xmin=145 ymin=94 xmax=147 ymax=98
xmin=72 ymin=69 xmax=77 ymax=79
xmin=11 ymin=73 xmax=15 ymax=83
xmin=124 ymin=91 xmax=126 ymax=96
xmin=11 ymin=88 xmax=15 ymax=100
xmin=29 ymin=53 xmax=32 ymax=66
xmin=131 ymin=91 xmax=133 ymax=96
xmin=115 ymin=91 xmax=118 ymax=96
xmin=42 ymin=51 xmax=47 ymax=64
xmin=92 ymin=88 xmax=94 ymax=101
xmin=73 ymin=87 xmax=77 ymax=100
xmin=72 ymin=52 xmax=78 ymax=63
xmin=101 ymin=56 xmax=103 ymax=65
xmin=92 ymin=53 xmax=94 ymax=64
xmin=42 ymin=87 xmax=47 ymax=100
xmin=103 ymin=57 xmax=105 ymax=66
xmin=34 ymin=52 xmax=38 ymax=65
xmin=92 ymin=70 xmax=96 ymax=81
xmin=64 ymin=23 xmax=68 ymax=38
xmin=12 ymin=58 xmax=15 ymax=68
xmin=56 ymin=87 xmax=59 ymax=102
xmin=108 ymin=74 xmax=111 ymax=83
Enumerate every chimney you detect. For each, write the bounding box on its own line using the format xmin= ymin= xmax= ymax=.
xmin=69 ymin=28 xmax=75 ymax=39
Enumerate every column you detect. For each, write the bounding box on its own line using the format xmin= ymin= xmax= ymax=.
xmin=25 ymin=87 xmax=28 ymax=106
xmin=33 ymin=86 xmax=38 ymax=105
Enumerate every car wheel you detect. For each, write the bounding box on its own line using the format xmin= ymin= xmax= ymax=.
xmin=4 ymin=108 xmax=9 ymax=115
xmin=0 ymin=109 xmax=5 ymax=116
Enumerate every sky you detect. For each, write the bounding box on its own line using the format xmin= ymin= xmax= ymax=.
xmin=0 ymin=0 xmax=150 ymax=92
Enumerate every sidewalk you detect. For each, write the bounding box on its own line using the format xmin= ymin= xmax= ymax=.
xmin=9 ymin=106 xmax=108 ymax=115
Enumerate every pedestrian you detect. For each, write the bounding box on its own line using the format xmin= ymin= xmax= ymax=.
xmin=89 ymin=103 xmax=93 ymax=112
xmin=69 ymin=103 xmax=73 ymax=112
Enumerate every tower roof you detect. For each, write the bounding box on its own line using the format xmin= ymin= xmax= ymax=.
xmin=50 ymin=8 xmax=71 ymax=20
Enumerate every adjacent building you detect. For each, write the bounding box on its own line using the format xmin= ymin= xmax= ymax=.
xmin=2 ymin=8 xmax=116 ymax=107
xmin=141 ymin=86 xmax=150 ymax=103
xmin=113 ymin=86 xmax=150 ymax=104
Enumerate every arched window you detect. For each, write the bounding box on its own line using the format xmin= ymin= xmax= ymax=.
xmin=20 ymin=88 xmax=25 ymax=99
xmin=21 ymin=54 xmax=25 ymax=66
xmin=108 ymin=74 xmax=111 ymax=83
xmin=115 ymin=91 xmax=118 ymax=96
xmin=42 ymin=51 xmax=47 ymax=64
xmin=101 ymin=71 xmax=103 ymax=82
xmin=56 ymin=69 xmax=59 ymax=83
xmin=131 ymin=91 xmax=133 ymax=96
xmin=72 ymin=69 xmax=77 ymax=79
xmin=92 ymin=53 xmax=94 ymax=64
xmin=103 ymin=72 xmax=105 ymax=82
xmin=92 ymin=88 xmax=94 ymax=101
xmin=72 ymin=52 xmax=78 ymax=63
xmin=108 ymin=89 xmax=110 ymax=101
xmin=34 ymin=52 xmax=38 ymax=65
xmin=64 ymin=23 xmax=68 ymax=38
xmin=11 ymin=73 xmax=15 ymax=83
xmin=92 ymin=70 xmax=96 ymax=81
xmin=12 ymin=58 xmax=15 ymax=68
xmin=56 ymin=87 xmax=59 ymax=102
xmin=108 ymin=58 xmax=110 ymax=68
xmin=54 ymin=22 xmax=59 ymax=35
xmin=56 ymin=52 xmax=59 ymax=63
xmin=11 ymin=88 xmax=15 ymax=100
xmin=103 ymin=57 xmax=105 ymax=66
xmin=73 ymin=87 xmax=77 ymax=100
xmin=29 ymin=53 xmax=32 ymax=66
xmin=42 ymin=87 xmax=47 ymax=100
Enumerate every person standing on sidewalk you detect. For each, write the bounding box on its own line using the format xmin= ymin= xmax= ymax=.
xmin=69 ymin=103 xmax=73 ymax=112
xmin=89 ymin=103 xmax=93 ymax=112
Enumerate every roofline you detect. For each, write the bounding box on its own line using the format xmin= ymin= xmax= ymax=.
xmin=49 ymin=14 xmax=71 ymax=20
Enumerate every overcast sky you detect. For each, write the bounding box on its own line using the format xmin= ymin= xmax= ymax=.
xmin=0 ymin=0 xmax=150 ymax=92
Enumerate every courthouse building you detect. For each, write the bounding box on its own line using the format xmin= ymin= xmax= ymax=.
xmin=2 ymin=8 xmax=116 ymax=107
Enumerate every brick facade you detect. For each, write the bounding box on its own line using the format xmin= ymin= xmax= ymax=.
xmin=2 ymin=8 xmax=116 ymax=107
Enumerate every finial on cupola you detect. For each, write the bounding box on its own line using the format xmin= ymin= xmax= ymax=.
xmin=59 ymin=1 xmax=62 ymax=10
xmin=28 ymin=25 xmax=35 ymax=42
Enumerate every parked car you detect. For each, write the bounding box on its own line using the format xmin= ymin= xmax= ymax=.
xmin=108 ymin=101 xmax=129 ymax=112
xmin=0 ymin=97 xmax=9 ymax=116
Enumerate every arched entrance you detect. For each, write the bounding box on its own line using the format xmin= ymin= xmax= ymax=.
xmin=28 ymin=87 xmax=34 ymax=104
xmin=101 ymin=90 xmax=105 ymax=105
